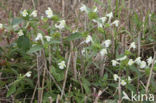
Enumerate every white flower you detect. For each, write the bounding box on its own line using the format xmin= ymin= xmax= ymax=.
xmin=55 ymin=20 xmax=66 ymax=30
xmin=80 ymin=4 xmax=88 ymax=13
xmin=18 ymin=30 xmax=24 ymax=36
xmin=135 ymin=57 xmax=141 ymax=65
xmin=116 ymin=56 xmax=127 ymax=61
xmin=100 ymin=48 xmax=107 ymax=56
xmin=58 ymin=61 xmax=66 ymax=69
xmin=31 ymin=10 xmax=37 ymax=17
xmin=121 ymin=80 xmax=127 ymax=86
xmin=93 ymin=17 xmax=107 ymax=28
xmin=129 ymin=42 xmax=136 ymax=49
xmin=25 ymin=71 xmax=32 ymax=77
xmin=45 ymin=36 xmax=51 ymax=42
xmin=147 ymin=57 xmax=153 ymax=66
xmin=22 ymin=10 xmax=28 ymax=17
xmin=113 ymin=74 xmax=119 ymax=81
xmin=128 ymin=76 xmax=132 ymax=83
xmin=93 ymin=7 xmax=97 ymax=12
xmin=103 ymin=40 xmax=111 ymax=48
xmin=72 ymin=29 xmax=78 ymax=33
xmin=35 ymin=33 xmax=43 ymax=41
xmin=106 ymin=12 xmax=113 ymax=19
xmin=140 ymin=61 xmax=147 ymax=69
xmin=0 ymin=23 xmax=3 ymax=29
xmin=85 ymin=35 xmax=93 ymax=44
xmin=81 ymin=48 xmax=86 ymax=55
xmin=45 ymin=7 xmax=53 ymax=18
xmin=106 ymin=12 xmax=113 ymax=22
xmin=128 ymin=59 xmax=134 ymax=66
xmin=100 ymin=17 xmax=107 ymax=24
xmin=92 ymin=19 xmax=103 ymax=28
xmin=111 ymin=60 xmax=120 ymax=66
xmin=111 ymin=20 xmax=119 ymax=27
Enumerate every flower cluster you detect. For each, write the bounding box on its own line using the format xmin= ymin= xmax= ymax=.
xmin=79 ymin=4 xmax=119 ymax=28
xmin=111 ymin=41 xmax=155 ymax=69
xmin=113 ymin=74 xmax=132 ymax=86
xmin=112 ymin=55 xmax=154 ymax=69
xmin=55 ymin=20 xmax=66 ymax=30
xmin=100 ymin=40 xmax=111 ymax=57
xmin=93 ymin=12 xmax=119 ymax=28
xmin=35 ymin=33 xmax=52 ymax=43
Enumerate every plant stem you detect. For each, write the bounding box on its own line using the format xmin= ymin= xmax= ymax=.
xmin=145 ymin=51 xmax=156 ymax=94
xmin=60 ymin=53 xmax=71 ymax=99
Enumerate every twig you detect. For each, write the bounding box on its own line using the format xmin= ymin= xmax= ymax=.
xmin=32 ymin=0 xmax=36 ymax=9
xmin=56 ymin=94 xmax=60 ymax=103
xmin=40 ymin=50 xmax=47 ymax=103
xmin=94 ymin=87 xmax=108 ymax=103
xmin=37 ymin=53 xmax=41 ymax=103
xmin=140 ymin=81 xmax=146 ymax=89
xmin=30 ymin=81 xmax=38 ymax=103
xmin=145 ymin=51 xmax=156 ymax=94
xmin=62 ymin=0 xmax=65 ymax=17
xmin=47 ymin=69 xmax=62 ymax=92
xmin=71 ymin=41 xmax=77 ymax=80
xmin=118 ymin=77 xmax=121 ymax=103
xmin=137 ymin=32 xmax=141 ymax=56
xmin=60 ymin=53 xmax=72 ymax=99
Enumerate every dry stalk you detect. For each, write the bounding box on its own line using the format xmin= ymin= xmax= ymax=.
xmin=30 ymin=81 xmax=38 ymax=103
xmin=62 ymin=0 xmax=65 ymax=18
xmin=47 ymin=69 xmax=62 ymax=92
xmin=73 ymin=50 xmax=78 ymax=80
xmin=40 ymin=50 xmax=47 ymax=103
xmin=137 ymin=32 xmax=141 ymax=56
xmin=37 ymin=53 xmax=41 ymax=103
xmin=56 ymin=94 xmax=61 ymax=103
xmin=60 ymin=53 xmax=72 ymax=99
xmin=49 ymin=45 xmax=52 ymax=66
xmin=145 ymin=51 xmax=156 ymax=94
xmin=118 ymin=77 xmax=121 ymax=103
xmin=31 ymin=0 xmax=36 ymax=9
xmin=94 ymin=87 xmax=108 ymax=103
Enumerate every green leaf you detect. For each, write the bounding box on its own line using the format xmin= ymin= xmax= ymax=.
xmin=129 ymin=65 xmax=141 ymax=76
xmin=7 ymin=84 xmax=16 ymax=97
xmin=48 ymin=40 xmax=61 ymax=44
xmin=65 ymin=32 xmax=82 ymax=41
xmin=11 ymin=17 xmax=23 ymax=25
xmin=88 ymin=12 xmax=98 ymax=20
xmin=52 ymin=15 xmax=59 ymax=22
xmin=17 ymin=36 xmax=31 ymax=52
xmin=81 ymin=77 xmax=91 ymax=94
xmin=27 ymin=45 xmax=42 ymax=54
xmin=50 ymin=66 xmax=64 ymax=82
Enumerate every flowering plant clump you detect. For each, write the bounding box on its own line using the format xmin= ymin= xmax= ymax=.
xmin=0 ymin=2 xmax=156 ymax=103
